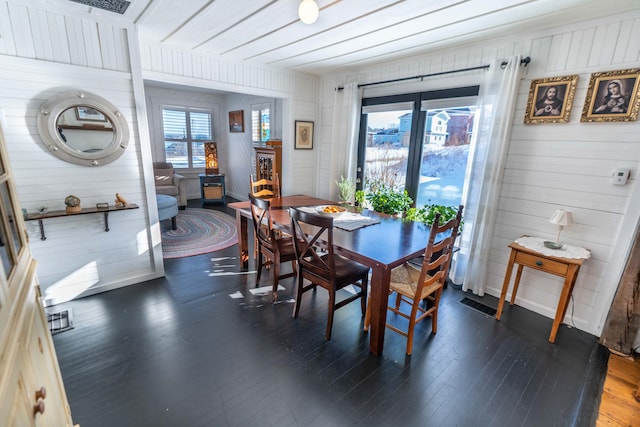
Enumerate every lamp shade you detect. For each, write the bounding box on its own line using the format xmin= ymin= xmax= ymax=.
xmin=298 ymin=0 xmax=319 ymax=24
xmin=549 ymin=209 xmax=573 ymax=226
xmin=205 ymin=142 xmax=219 ymax=175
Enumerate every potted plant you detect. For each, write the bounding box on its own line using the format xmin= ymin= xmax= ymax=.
xmin=405 ymin=202 xmax=463 ymax=231
xmin=335 ymin=175 xmax=356 ymax=205
xmin=354 ymin=190 xmax=366 ymax=208
xmin=366 ymin=185 xmax=413 ymax=215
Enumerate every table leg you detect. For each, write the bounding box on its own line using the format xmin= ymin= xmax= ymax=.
xmin=549 ymin=265 xmax=580 ymax=343
xmin=368 ymin=266 xmax=391 ymax=355
xmin=235 ymin=210 xmax=249 ymax=268
xmin=510 ymin=265 xmax=524 ymax=305
xmin=496 ymin=249 xmax=516 ymax=320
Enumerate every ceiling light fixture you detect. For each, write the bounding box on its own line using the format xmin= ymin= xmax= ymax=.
xmin=298 ymin=0 xmax=319 ymax=24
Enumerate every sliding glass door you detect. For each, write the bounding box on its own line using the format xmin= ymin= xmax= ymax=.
xmin=357 ymin=87 xmax=479 ymax=209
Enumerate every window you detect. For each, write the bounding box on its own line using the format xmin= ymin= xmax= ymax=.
xmin=357 ymin=87 xmax=479 ymax=208
xmin=162 ymin=108 xmax=213 ymax=168
xmin=251 ymin=104 xmax=270 ymax=142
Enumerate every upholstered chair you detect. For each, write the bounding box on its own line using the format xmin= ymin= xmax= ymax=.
xmin=153 ymin=162 xmax=187 ymax=209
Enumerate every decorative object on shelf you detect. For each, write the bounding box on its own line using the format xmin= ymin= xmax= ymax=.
xmin=335 ymin=175 xmax=356 ymax=204
xmin=96 ymin=202 xmax=109 ymax=209
xmin=228 ymin=110 xmax=244 ymax=132
xmin=115 ymin=193 xmax=129 ymax=208
xmin=545 ymin=209 xmax=573 ymax=249
xmin=581 ymin=68 xmax=640 ymax=122
xmin=38 ymin=206 xmax=48 ymax=214
xmin=298 ymin=0 xmax=319 ymax=24
xmin=64 ymin=195 xmax=81 ymax=213
xmin=524 ymin=75 xmax=578 ymax=124
xmin=294 ymin=120 xmax=314 ymax=149
xmin=205 ymin=142 xmax=219 ymax=175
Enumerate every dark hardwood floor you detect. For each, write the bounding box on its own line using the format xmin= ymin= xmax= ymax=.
xmin=51 ymin=198 xmax=609 ymax=427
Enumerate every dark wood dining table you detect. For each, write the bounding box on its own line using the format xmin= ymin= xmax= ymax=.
xmin=228 ymin=195 xmax=434 ymax=355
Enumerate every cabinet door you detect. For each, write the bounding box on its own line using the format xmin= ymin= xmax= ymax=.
xmin=24 ymin=290 xmax=73 ymax=426
xmin=0 ymin=122 xmax=73 ymax=427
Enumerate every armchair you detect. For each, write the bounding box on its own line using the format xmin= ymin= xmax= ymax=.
xmin=153 ymin=162 xmax=187 ymax=209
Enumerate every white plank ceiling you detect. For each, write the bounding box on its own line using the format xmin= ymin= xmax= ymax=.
xmin=54 ymin=0 xmax=640 ymax=74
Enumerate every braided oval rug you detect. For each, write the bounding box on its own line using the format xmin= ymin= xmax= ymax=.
xmin=161 ymin=209 xmax=238 ymax=259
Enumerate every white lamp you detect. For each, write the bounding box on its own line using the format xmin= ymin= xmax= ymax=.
xmin=545 ymin=209 xmax=573 ymax=249
xmin=298 ymin=0 xmax=319 ymax=24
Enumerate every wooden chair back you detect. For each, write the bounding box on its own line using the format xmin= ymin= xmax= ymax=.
xmin=364 ymin=205 xmax=463 ymax=355
xmin=250 ymin=173 xmax=280 ymax=199
xmin=289 ymin=208 xmax=335 ymax=285
xmin=289 ymin=207 xmax=369 ymax=340
xmin=249 ymin=193 xmax=275 ymax=252
xmin=249 ymin=194 xmax=296 ymax=302
xmin=415 ymin=205 xmax=464 ymax=299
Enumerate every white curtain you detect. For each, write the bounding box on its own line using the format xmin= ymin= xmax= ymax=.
xmin=451 ymin=55 xmax=523 ymax=295
xmin=329 ymin=81 xmax=362 ymax=199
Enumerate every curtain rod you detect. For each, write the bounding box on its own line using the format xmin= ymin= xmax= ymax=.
xmin=335 ymin=56 xmax=531 ymax=91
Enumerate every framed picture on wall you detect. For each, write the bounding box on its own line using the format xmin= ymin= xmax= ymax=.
xmin=75 ymin=106 xmax=107 ymax=122
xmin=524 ymin=75 xmax=578 ymax=124
xmin=295 ymin=120 xmax=314 ymax=149
xmin=228 ymin=110 xmax=244 ymax=132
xmin=581 ymin=68 xmax=640 ymax=122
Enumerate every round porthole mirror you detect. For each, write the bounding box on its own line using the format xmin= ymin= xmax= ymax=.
xmin=37 ymin=90 xmax=129 ymax=166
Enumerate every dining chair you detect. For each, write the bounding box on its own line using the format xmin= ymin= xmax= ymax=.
xmin=365 ymin=205 xmax=463 ymax=355
xmin=249 ymin=194 xmax=297 ymax=302
xmin=250 ymin=173 xmax=282 ymax=261
xmin=289 ymin=207 xmax=369 ymax=340
xmin=250 ymin=173 xmax=280 ymax=199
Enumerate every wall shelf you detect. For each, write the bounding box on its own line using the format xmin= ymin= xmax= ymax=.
xmin=24 ymin=204 xmax=139 ymax=240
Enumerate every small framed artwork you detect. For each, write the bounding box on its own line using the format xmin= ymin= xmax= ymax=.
xmin=295 ymin=120 xmax=314 ymax=149
xmin=228 ymin=110 xmax=244 ymax=132
xmin=75 ymin=106 xmax=107 ymax=122
xmin=581 ymin=68 xmax=640 ymax=122
xmin=524 ymin=75 xmax=578 ymax=124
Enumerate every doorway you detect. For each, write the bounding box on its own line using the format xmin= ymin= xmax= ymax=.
xmin=357 ymin=87 xmax=479 ymax=209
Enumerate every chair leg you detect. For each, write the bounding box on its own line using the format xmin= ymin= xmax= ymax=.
xmin=431 ymin=288 xmax=443 ymax=333
xmin=255 ymin=251 xmax=263 ymax=286
xmin=292 ymin=275 xmax=304 ymax=319
xmin=406 ymin=304 xmax=421 ymax=356
xmin=359 ymin=278 xmax=368 ymax=316
xmin=272 ymin=257 xmax=280 ymax=302
xmin=171 ymin=216 xmax=177 ymax=230
xmin=325 ymin=290 xmax=336 ymax=340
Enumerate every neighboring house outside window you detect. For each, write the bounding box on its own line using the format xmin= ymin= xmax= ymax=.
xmin=162 ymin=108 xmax=213 ymax=168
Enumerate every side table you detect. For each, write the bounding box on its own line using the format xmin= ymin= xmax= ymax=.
xmin=200 ymin=173 xmax=226 ymax=205
xmin=496 ymin=237 xmax=589 ymax=343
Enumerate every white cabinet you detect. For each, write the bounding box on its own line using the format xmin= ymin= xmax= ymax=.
xmin=0 ymin=124 xmax=74 ymax=426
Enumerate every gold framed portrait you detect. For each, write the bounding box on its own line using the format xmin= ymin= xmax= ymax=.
xmin=581 ymin=68 xmax=640 ymax=122
xmin=524 ymin=75 xmax=578 ymax=124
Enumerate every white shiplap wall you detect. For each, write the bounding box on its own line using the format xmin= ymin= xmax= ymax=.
xmin=0 ymin=0 xmax=163 ymax=304
xmin=139 ymin=43 xmax=320 ymax=198
xmin=318 ymin=10 xmax=640 ymax=337
xmin=0 ymin=54 xmax=162 ymax=305
xmin=0 ymin=0 xmax=321 ymax=304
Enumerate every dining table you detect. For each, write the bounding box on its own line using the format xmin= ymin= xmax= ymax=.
xmin=228 ymin=195 xmax=434 ymax=355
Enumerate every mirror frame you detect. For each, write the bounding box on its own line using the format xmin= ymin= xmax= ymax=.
xmin=37 ymin=90 xmax=129 ymax=166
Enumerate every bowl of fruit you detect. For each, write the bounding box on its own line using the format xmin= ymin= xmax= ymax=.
xmin=315 ymin=205 xmax=347 ymax=217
